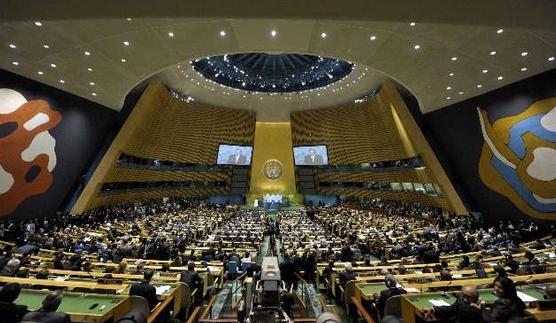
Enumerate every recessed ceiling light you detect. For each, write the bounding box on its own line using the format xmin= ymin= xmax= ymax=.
xmin=121 ymin=58 xmax=126 ymax=62
xmin=449 ymin=72 xmax=454 ymax=76
xmin=271 ymin=30 xmax=277 ymax=37
xmin=84 ymin=51 xmax=91 ymax=56
xmin=219 ymin=30 xmax=226 ymax=36
xmin=87 ymin=67 xmax=93 ymax=71
xmin=458 ymin=91 xmax=464 ymax=95
xmin=482 ymin=69 xmax=488 ymax=73
xmin=477 ymin=84 xmax=482 ymax=88
xmin=410 ymin=22 xmax=416 ymax=26
xmin=521 ymin=51 xmax=528 ymax=56
xmin=126 ymin=18 xmax=132 ymax=21
xmin=414 ymin=44 xmax=421 ymax=50
xmin=37 ymin=71 xmax=43 ymax=75
xmin=521 ymin=67 xmax=527 ymax=71
xmin=321 ymin=32 xmax=327 ymax=38
xmin=497 ymin=76 xmax=504 ymax=80
xmin=446 ymin=96 xmax=451 ymax=100
xmin=490 ymin=51 xmax=497 ymax=55
xmin=59 ymin=79 xmax=65 ymax=84
xmin=168 ymin=32 xmax=174 ymax=37
xmin=12 ymin=61 xmax=19 ymax=66
xmin=497 ymin=28 xmax=504 ymax=34
xmin=43 ymin=44 xmax=49 ymax=49
xmin=549 ymin=56 xmax=555 ymax=61
xmin=92 ymin=92 xmax=97 ymax=96
xmin=123 ymin=41 xmax=130 ymax=46
xmin=89 ymin=82 xmax=95 ymax=86
xmin=451 ymin=56 xmax=458 ymax=61
xmin=50 ymin=63 xmax=56 ymax=68
xmin=34 ymin=21 xmax=42 ymax=26
xmin=370 ymin=35 xmax=376 ymax=41
xmin=446 ymin=86 xmax=452 ymax=90
xmin=9 ymin=44 xmax=16 ymax=49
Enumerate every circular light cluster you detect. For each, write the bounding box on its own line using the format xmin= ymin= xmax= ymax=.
xmin=191 ymin=53 xmax=354 ymax=93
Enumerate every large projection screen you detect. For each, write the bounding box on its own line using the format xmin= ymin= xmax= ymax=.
xmin=293 ymin=145 xmax=329 ymax=165
xmin=216 ymin=144 xmax=253 ymax=165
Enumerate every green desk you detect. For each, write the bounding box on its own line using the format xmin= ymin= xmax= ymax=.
xmin=355 ymin=283 xmax=387 ymax=301
xmin=401 ymin=287 xmax=547 ymax=323
xmin=15 ymin=289 xmax=129 ymax=322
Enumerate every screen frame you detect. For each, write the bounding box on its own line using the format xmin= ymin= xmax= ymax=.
xmin=292 ymin=144 xmax=329 ymax=166
xmin=216 ymin=143 xmax=254 ymax=166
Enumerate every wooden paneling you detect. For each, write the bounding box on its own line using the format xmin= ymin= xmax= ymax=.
xmin=316 ymin=169 xmax=428 ymax=183
xmin=105 ymin=167 xmax=229 ymax=182
xmin=318 ymin=188 xmax=448 ymax=209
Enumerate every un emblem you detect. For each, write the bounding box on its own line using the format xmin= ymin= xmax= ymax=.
xmin=477 ymin=99 xmax=556 ymax=220
xmin=263 ymin=160 xmax=283 ymax=180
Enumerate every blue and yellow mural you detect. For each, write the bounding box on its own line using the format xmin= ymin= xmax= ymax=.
xmin=478 ymin=98 xmax=556 ymax=220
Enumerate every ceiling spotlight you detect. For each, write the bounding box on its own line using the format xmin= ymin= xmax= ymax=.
xmin=121 ymin=58 xmax=126 ymax=62
xmin=459 ymin=91 xmax=464 ymax=95
xmin=92 ymin=92 xmax=97 ymax=96
xmin=414 ymin=44 xmax=421 ymax=50
xmin=449 ymin=72 xmax=454 ymax=76
xmin=521 ymin=67 xmax=527 ymax=71
xmin=123 ymin=41 xmax=130 ymax=46
xmin=446 ymin=96 xmax=451 ymax=100
xmin=477 ymin=84 xmax=482 ymax=88
xmin=89 ymin=82 xmax=95 ymax=86
xmin=497 ymin=28 xmax=504 ymax=34
xmin=446 ymin=86 xmax=452 ymax=90
xmin=497 ymin=76 xmax=504 ymax=80
xmin=126 ymin=18 xmax=132 ymax=21
xmin=219 ymin=30 xmax=226 ymax=36
xmin=410 ymin=22 xmax=416 ymax=26
xmin=59 ymin=79 xmax=65 ymax=84
xmin=271 ymin=30 xmax=277 ymax=37
xmin=549 ymin=56 xmax=555 ymax=61
xmin=482 ymin=69 xmax=488 ymax=73
xmin=34 ymin=21 xmax=42 ymax=26
xmin=168 ymin=32 xmax=174 ymax=37
xmin=84 ymin=51 xmax=91 ymax=56
xmin=12 ymin=61 xmax=19 ymax=66
xmin=9 ymin=44 xmax=16 ymax=49
xmin=370 ymin=35 xmax=376 ymax=41
xmin=321 ymin=32 xmax=327 ymax=38
xmin=87 ymin=67 xmax=93 ymax=71
xmin=521 ymin=51 xmax=528 ymax=56
xmin=43 ymin=44 xmax=49 ymax=49
xmin=50 ymin=63 xmax=56 ymax=68
xmin=451 ymin=56 xmax=458 ymax=61
xmin=37 ymin=71 xmax=44 ymax=75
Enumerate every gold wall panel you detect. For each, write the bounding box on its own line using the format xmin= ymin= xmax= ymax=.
xmin=317 ymin=169 xmax=429 ymax=183
xmin=318 ymin=188 xmax=448 ymax=209
xmin=248 ymin=122 xmax=300 ymax=203
xmin=105 ymin=167 xmax=229 ymax=183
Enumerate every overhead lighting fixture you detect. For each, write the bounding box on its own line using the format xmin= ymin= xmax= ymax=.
xmin=521 ymin=67 xmax=527 ymax=71
xmin=34 ymin=21 xmax=42 ymax=26
xmin=50 ymin=63 xmax=56 ymax=68
xmin=370 ymin=35 xmax=376 ymax=41
xmin=410 ymin=22 xmax=416 ymax=26
xmin=497 ymin=28 xmax=504 ymax=34
xmin=497 ymin=76 xmax=504 ymax=80
xmin=123 ymin=41 xmax=130 ymax=46
xmin=9 ymin=44 xmax=16 ymax=49
xmin=37 ymin=71 xmax=44 ymax=75
xmin=271 ymin=30 xmax=277 ymax=37
xmin=84 ymin=51 xmax=91 ymax=56
xmin=43 ymin=44 xmax=49 ymax=49
xmin=458 ymin=91 xmax=464 ymax=95
xmin=549 ymin=56 xmax=555 ymax=61
xmin=87 ymin=67 xmax=93 ymax=71
xmin=451 ymin=56 xmax=458 ymax=61
xmin=89 ymin=82 xmax=95 ymax=86
xmin=321 ymin=32 xmax=327 ymax=38
xmin=490 ymin=51 xmax=496 ymax=55
xmin=59 ymin=79 xmax=65 ymax=83
xmin=12 ymin=61 xmax=19 ymax=66
xmin=521 ymin=51 xmax=528 ymax=56
xmin=477 ymin=84 xmax=482 ymax=88
xmin=449 ymin=72 xmax=454 ymax=76
xmin=482 ymin=69 xmax=488 ymax=73
xmin=414 ymin=44 xmax=421 ymax=50
xmin=126 ymin=18 xmax=132 ymax=21
xmin=446 ymin=86 xmax=452 ymax=90
xmin=168 ymin=32 xmax=174 ymax=37
xmin=121 ymin=58 xmax=126 ymax=62
xmin=219 ymin=30 xmax=226 ymax=37
xmin=446 ymin=96 xmax=451 ymax=100
xmin=92 ymin=92 xmax=97 ymax=96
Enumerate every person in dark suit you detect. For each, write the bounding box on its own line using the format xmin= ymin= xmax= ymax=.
xmin=129 ymin=270 xmax=158 ymax=311
xmin=303 ymin=148 xmax=324 ymax=165
xmin=423 ymin=285 xmax=485 ymax=323
xmin=338 ymin=263 xmax=357 ymax=288
xmin=21 ymin=290 xmax=70 ymax=323
xmin=227 ymin=148 xmax=247 ymax=165
xmin=375 ymin=275 xmax=407 ymax=317
xmin=280 ymin=254 xmax=297 ymax=291
xmin=0 ymin=282 xmax=28 ymax=323
xmin=180 ymin=262 xmax=203 ymax=292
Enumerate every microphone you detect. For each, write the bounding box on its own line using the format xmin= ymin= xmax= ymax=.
xmin=443 ymin=281 xmax=453 ymax=297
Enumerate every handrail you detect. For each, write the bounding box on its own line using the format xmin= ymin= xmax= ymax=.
xmin=186 ymin=306 xmax=201 ymax=323
xmin=147 ymin=294 xmax=175 ymax=323
xmin=351 ymin=296 xmax=376 ymax=323
xmin=199 ymin=295 xmax=218 ymax=320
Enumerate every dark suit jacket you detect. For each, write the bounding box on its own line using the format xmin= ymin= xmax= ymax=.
xmin=21 ymin=310 xmax=71 ymax=323
xmin=488 ymin=297 xmax=526 ymax=323
xmin=433 ymin=296 xmax=485 ymax=323
xmin=227 ymin=153 xmax=247 ymax=165
xmin=376 ymin=287 xmax=407 ymax=317
xmin=0 ymin=301 xmax=28 ymax=323
xmin=180 ymin=270 xmax=203 ymax=290
xmin=303 ymin=154 xmax=323 ymax=165
xmin=339 ymin=270 xmax=357 ymax=288
xmin=129 ymin=281 xmax=158 ymax=311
